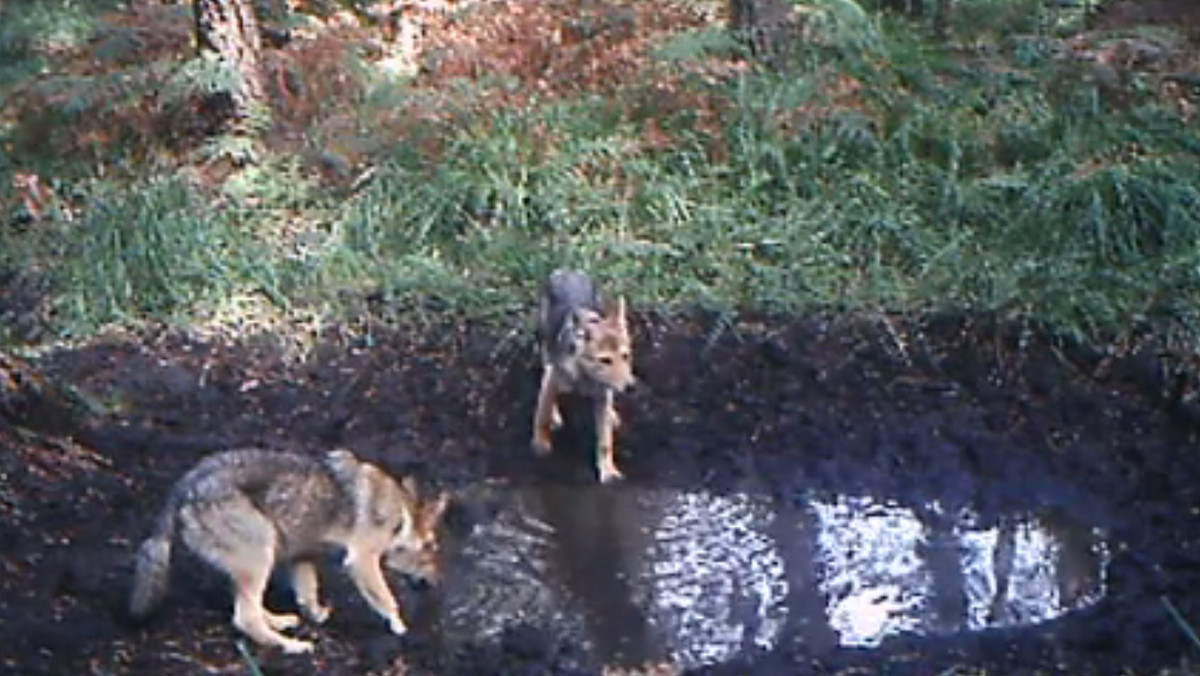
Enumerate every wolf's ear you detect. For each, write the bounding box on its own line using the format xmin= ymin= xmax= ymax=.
xmin=418 ymin=492 xmax=450 ymax=532
xmin=401 ymin=475 xmax=419 ymax=497
xmin=427 ymin=492 xmax=451 ymax=526
xmin=609 ymin=296 xmax=628 ymax=328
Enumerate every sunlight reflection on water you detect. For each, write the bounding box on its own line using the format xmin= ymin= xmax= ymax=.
xmin=436 ymin=486 xmax=1109 ymax=670
xmin=633 ymin=490 xmax=788 ymax=666
xmin=812 ymin=496 xmax=1109 ymax=647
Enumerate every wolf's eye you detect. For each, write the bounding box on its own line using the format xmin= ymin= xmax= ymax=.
xmin=599 ymin=356 xmax=613 ymax=366
xmin=621 ymin=352 xmax=630 ymax=362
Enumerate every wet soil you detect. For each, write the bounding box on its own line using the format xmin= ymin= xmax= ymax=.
xmin=2 ymin=311 xmax=1200 ymax=675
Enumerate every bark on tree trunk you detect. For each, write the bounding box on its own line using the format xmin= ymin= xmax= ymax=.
xmin=728 ymin=0 xmax=798 ymax=69
xmin=194 ymin=0 xmax=268 ymax=136
xmin=932 ymin=0 xmax=951 ymax=41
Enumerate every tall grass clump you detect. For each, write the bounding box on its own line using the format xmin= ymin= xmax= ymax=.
xmin=42 ymin=178 xmax=273 ymax=333
xmin=0 ymin=0 xmax=113 ymax=88
xmin=323 ymin=18 xmax=1200 ymax=342
xmin=334 ymin=99 xmax=652 ymax=316
xmin=990 ymin=158 xmax=1200 ymax=340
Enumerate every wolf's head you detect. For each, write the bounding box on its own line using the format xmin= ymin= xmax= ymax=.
xmin=385 ymin=477 xmax=450 ymax=584
xmin=572 ymin=296 xmax=635 ymax=392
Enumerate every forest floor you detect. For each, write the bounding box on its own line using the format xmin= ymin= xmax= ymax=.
xmin=3 ymin=311 xmax=1200 ymax=675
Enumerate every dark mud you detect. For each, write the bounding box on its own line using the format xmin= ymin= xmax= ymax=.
xmin=2 ymin=312 xmax=1200 ymax=675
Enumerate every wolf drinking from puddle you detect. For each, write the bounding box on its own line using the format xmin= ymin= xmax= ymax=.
xmin=532 ymin=269 xmax=636 ymax=483
xmin=128 ymin=448 xmax=449 ymax=653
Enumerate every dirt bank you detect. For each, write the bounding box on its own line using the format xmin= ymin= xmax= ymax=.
xmin=2 ymin=312 xmax=1199 ymax=675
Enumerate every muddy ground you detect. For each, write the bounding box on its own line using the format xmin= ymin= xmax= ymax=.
xmin=2 ymin=311 xmax=1200 ymax=675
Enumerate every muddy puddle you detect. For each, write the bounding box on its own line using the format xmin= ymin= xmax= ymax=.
xmin=428 ymin=482 xmax=1110 ymax=672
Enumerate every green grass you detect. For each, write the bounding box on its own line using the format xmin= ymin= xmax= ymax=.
xmin=2 ymin=0 xmax=1199 ymax=351
xmin=1 ymin=177 xmax=269 ymax=337
xmin=0 ymin=0 xmax=114 ymax=88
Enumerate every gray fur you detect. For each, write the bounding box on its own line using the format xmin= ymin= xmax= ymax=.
xmin=539 ymin=269 xmax=603 ymax=362
xmin=125 ymin=448 xmax=447 ymax=652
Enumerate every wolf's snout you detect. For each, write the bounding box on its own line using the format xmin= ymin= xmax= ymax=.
xmin=617 ymin=372 xmax=637 ymax=393
xmin=407 ymin=571 xmax=437 ymax=590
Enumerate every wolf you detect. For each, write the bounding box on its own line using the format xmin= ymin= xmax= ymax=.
xmin=128 ymin=448 xmax=449 ymax=654
xmin=532 ymin=269 xmax=636 ymax=483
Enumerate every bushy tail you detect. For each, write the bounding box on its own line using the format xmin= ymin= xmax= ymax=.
xmin=128 ymin=501 xmax=178 ymax=619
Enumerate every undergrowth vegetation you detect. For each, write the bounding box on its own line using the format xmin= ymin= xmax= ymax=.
xmin=1 ymin=0 xmax=1198 ymax=352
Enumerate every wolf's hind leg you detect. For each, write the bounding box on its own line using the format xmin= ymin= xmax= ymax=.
xmin=181 ymin=501 xmax=313 ymax=653
xmin=232 ymin=563 xmax=313 ymax=653
xmin=262 ymin=609 xmax=302 ymax=631
xmin=291 ymin=560 xmax=332 ymax=624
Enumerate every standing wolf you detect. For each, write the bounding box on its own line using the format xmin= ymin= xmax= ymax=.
xmin=532 ymin=269 xmax=636 ymax=483
xmin=128 ymin=448 xmax=449 ymax=654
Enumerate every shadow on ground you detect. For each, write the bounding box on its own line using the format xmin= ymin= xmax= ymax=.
xmin=2 ymin=312 xmax=1200 ymax=675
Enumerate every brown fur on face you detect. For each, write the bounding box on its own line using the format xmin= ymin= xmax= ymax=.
xmin=573 ymin=297 xmax=635 ymax=394
xmin=385 ymin=476 xmax=450 ymax=584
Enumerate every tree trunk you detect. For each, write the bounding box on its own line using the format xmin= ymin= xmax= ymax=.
xmin=932 ymin=0 xmax=951 ymax=41
xmin=728 ymin=0 xmax=798 ymax=68
xmin=194 ymin=0 xmax=268 ymax=136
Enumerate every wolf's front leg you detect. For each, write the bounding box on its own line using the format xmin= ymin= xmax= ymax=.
xmin=594 ymin=390 xmax=624 ymax=483
xmin=344 ymin=547 xmax=407 ymax=635
xmin=532 ymin=367 xmax=562 ymax=456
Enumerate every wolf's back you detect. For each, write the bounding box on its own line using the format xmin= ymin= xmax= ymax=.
xmin=540 ymin=269 xmax=601 ymax=346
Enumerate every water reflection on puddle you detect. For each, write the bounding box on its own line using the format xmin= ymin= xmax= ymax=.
xmin=812 ymin=496 xmax=1108 ymax=647
xmin=435 ymin=486 xmax=1109 ymax=670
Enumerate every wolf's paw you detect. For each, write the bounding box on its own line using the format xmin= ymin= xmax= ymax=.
xmin=264 ymin=612 xmax=302 ymax=631
xmin=281 ymin=638 xmax=315 ymax=654
xmin=531 ymin=432 xmax=553 ymax=456
xmin=303 ymin=603 xmax=332 ymax=624
xmin=598 ymin=464 xmax=624 ymax=484
xmin=387 ymin=615 xmax=409 ymax=636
